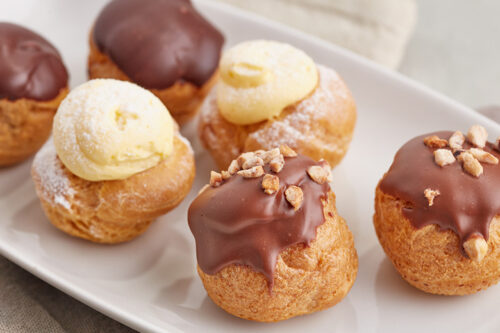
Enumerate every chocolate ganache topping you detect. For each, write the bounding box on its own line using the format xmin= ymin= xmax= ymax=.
xmin=188 ymin=153 xmax=330 ymax=287
xmin=379 ymin=131 xmax=500 ymax=251
xmin=0 ymin=22 xmax=68 ymax=101
xmin=93 ymin=0 xmax=224 ymax=89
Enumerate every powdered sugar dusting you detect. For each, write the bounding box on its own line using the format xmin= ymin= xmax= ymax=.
xmin=249 ymin=65 xmax=346 ymax=149
xmin=33 ymin=140 xmax=74 ymax=210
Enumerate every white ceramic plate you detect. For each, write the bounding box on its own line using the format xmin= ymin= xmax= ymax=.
xmin=1 ymin=1 xmax=500 ymax=332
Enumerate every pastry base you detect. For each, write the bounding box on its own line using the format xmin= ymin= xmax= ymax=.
xmin=374 ymin=185 xmax=500 ymax=295
xmin=0 ymin=88 xmax=68 ymax=167
xmin=31 ymin=134 xmax=195 ymax=244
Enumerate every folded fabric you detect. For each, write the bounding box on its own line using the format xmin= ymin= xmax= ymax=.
xmin=214 ymin=0 xmax=417 ymax=69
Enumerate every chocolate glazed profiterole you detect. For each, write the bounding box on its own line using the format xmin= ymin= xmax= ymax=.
xmin=374 ymin=128 xmax=500 ymax=295
xmin=88 ymin=0 xmax=224 ymax=124
xmin=0 ymin=22 xmax=68 ymax=166
xmin=189 ymin=147 xmax=358 ymax=322
xmin=190 ymin=155 xmax=329 ymax=284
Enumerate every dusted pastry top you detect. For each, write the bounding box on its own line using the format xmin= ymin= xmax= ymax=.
xmin=188 ymin=148 xmax=331 ymax=287
xmin=379 ymin=130 xmax=500 ymax=253
xmin=0 ymin=22 xmax=68 ymax=101
xmin=93 ymin=0 xmax=224 ymax=89
xmin=53 ymin=79 xmax=175 ymax=181
xmin=217 ymin=40 xmax=318 ymax=125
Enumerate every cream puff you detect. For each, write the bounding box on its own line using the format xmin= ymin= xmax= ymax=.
xmin=87 ymin=0 xmax=224 ymax=125
xmin=31 ymin=79 xmax=195 ymax=244
xmin=374 ymin=125 xmax=500 ymax=295
xmin=198 ymin=40 xmax=356 ymax=170
xmin=188 ymin=146 xmax=358 ymax=321
xmin=0 ymin=22 xmax=68 ymax=167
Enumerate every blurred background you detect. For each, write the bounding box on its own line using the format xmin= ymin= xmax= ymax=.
xmin=0 ymin=0 xmax=499 ymax=332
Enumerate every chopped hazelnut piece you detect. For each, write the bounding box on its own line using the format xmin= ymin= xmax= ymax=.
xmin=262 ymin=174 xmax=279 ymax=195
xmin=423 ymin=135 xmax=448 ymax=148
xmin=448 ymin=131 xmax=465 ymax=150
xmin=467 ymin=124 xmax=488 ymax=148
xmin=307 ymin=165 xmax=332 ymax=184
xmin=210 ymin=171 xmax=223 ymax=187
xmin=221 ymin=170 xmax=231 ymax=180
xmin=457 ymin=152 xmax=483 ymax=177
xmin=237 ymin=165 xmax=264 ymax=178
xmin=228 ymin=159 xmax=240 ymax=175
xmin=270 ymin=154 xmax=285 ymax=173
xmin=237 ymin=152 xmax=263 ymax=170
xmin=261 ymin=148 xmax=281 ymax=163
xmin=468 ymin=148 xmax=499 ymax=165
xmin=423 ymin=188 xmax=440 ymax=206
xmin=242 ymin=155 xmax=264 ymax=170
xmin=279 ymin=144 xmax=298 ymax=157
xmin=433 ymin=149 xmax=455 ymax=167
xmin=285 ymin=185 xmax=303 ymax=210
xmin=463 ymin=237 xmax=488 ymax=262
xmin=253 ymin=150 xmax=266 ymax=158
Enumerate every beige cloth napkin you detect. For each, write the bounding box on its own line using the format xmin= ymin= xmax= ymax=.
xmin=0 ymin=258 xmax=133 ymax=332
xmin=215 ymin=0 xmax=417 ymax=69
xmin=0 ymin=1 xmax=417 ymax=332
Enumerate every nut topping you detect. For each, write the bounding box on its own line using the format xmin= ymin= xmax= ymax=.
xmin=237 ymin=152 xmax=263 ymax=170
xmin=468 ymin=148 xmax=499 ymax=165
xmin=433 ymin=149 xmax=456 ymax=167
xmin=221 ymin=170 xmax=232 ymax=180
xmin=270 ymin=154 xmax=285 ymax=173
xmin=285 ymin=185 xmax=303 ymax=210
xmin=467 ymin=124 xmax=488 ymax=148
xmin=242 ymin=155 xmax=264 ymax=169
xmin=448 ymin=131 xmax=465 ymax=150
xmin=260 ymin=148 xmax=280 ymax=163
xmin=424 ymin=188 xmax=440 ymax=206
xmin=262 ymin=174 xmax=279 ymax=195
xmin=463 ymin=237 xmax=488 ymax=262
xmin=228 ymin=159 xmax=240 ymax=174
xmin=279 ymin=144 xmax=297 ymax=157
xmin=210 ymin=171 xmax=223 ymax=187
xmin=424 ymin=135 xmax=448 ymax=148
xmin=237 ymin=165 xmax=265 ymax=178
xmin=307 ymin=164 xmax=332 ymax=184
xmin=457 ymin=152 xmax=483 ymax=177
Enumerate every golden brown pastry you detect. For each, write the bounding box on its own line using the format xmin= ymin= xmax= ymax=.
xmin=198 ymin=40 xmax=356 ymax=170
xmin=189 ymin=146 xmax=358 ymax=321
xmin=87 ymin=0 xmax=224 ymax=125
xmin=0 ymin=22 xmax=68 ymax=167
xmin=374 ymin=126 xmax=500 ymax=295
xmin=32 ymin=79 xmax=195 ymax=243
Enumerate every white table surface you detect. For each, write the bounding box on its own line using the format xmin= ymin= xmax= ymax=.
xmin=0 ymin=0 xmax=498 ymax=332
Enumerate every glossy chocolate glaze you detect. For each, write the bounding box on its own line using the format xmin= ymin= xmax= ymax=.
xmin=379 ymin=131 xmax=500 ymax=252
xmin=0 ymin=22 xmax=68 ymax=101
xmin=93 ymin=0 xmax=224 ymax=89
xmin=188 ymin=155 xmax=330 ymax=287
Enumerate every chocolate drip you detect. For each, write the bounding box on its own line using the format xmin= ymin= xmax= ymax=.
xmin=379 ymin=131 xmax=500 ymax=252
xmin=93 ymin=0 xmax=224 ymax=89
xmin=188 ymin=155 xmax=330 ymax=287
xmin=0 ymin=22 xmax=68 ymax=101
